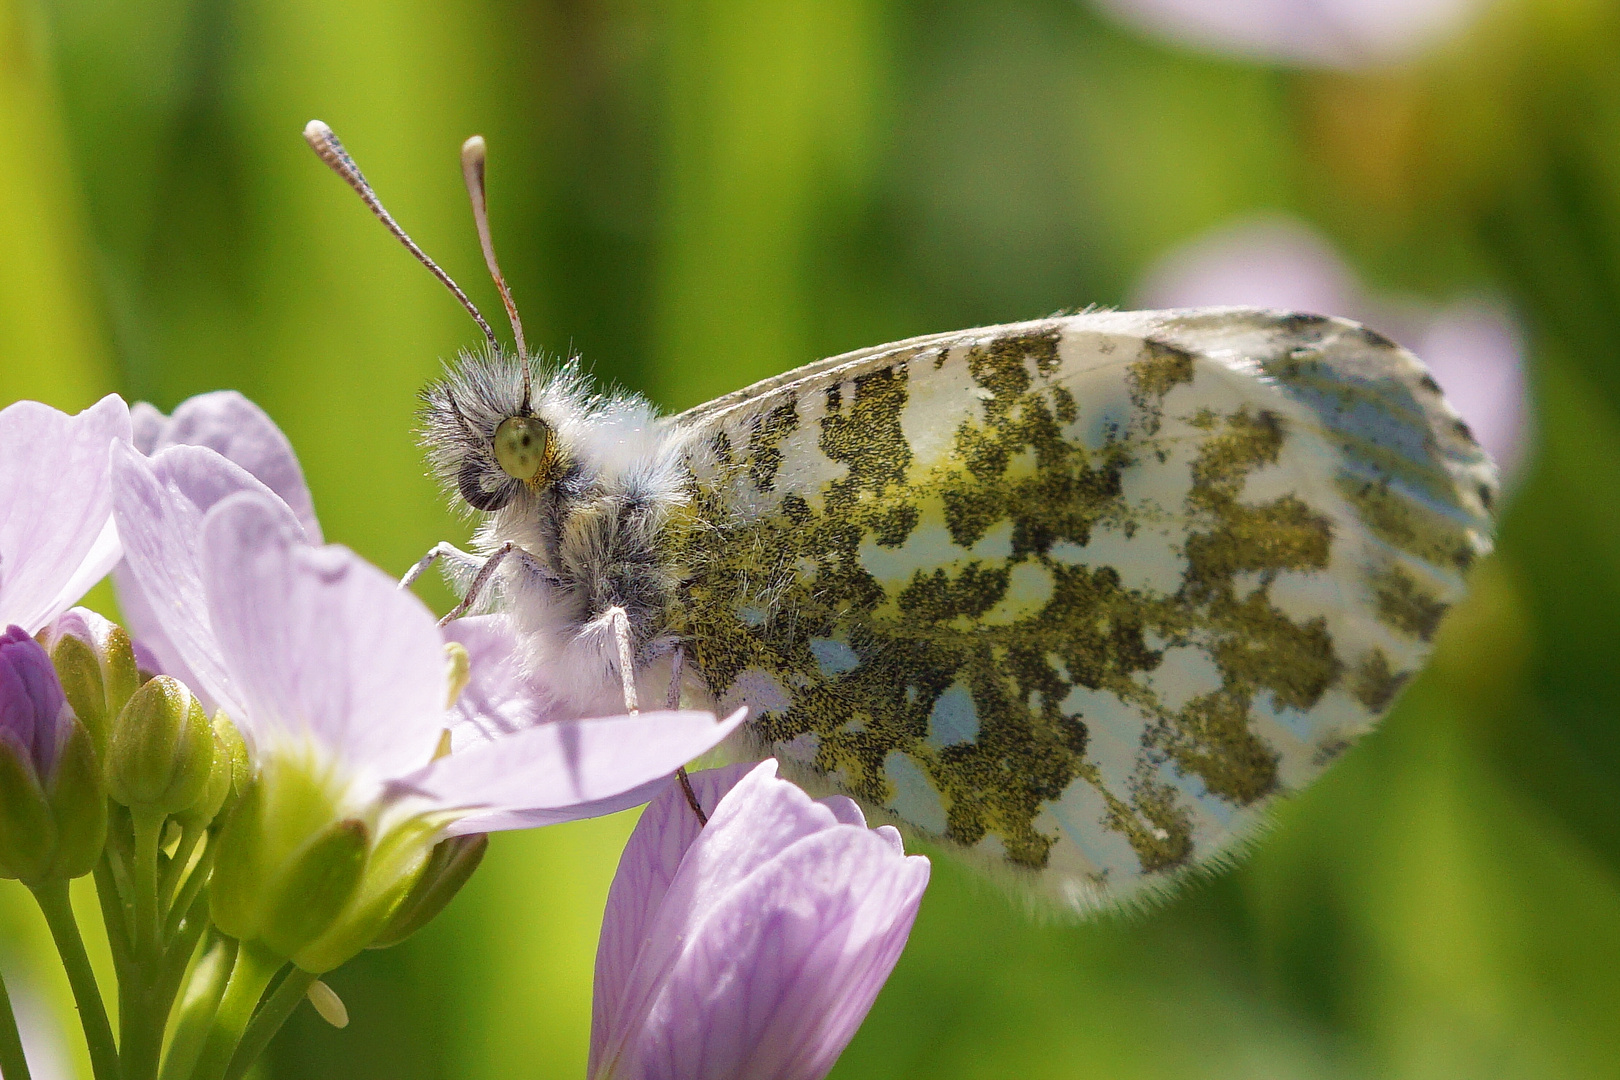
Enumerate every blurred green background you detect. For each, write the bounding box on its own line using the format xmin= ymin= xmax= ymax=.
xmin=2 ymin=0 xmax=1619 ymax=1076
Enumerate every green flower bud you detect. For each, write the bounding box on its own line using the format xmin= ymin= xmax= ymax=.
xmin=213 ymin=713 xmax=252 ymax=812
xmin=211 ymin=760 xmax=369 ymax=965
xmin=44 ymin=608 xmax=140 ymax=757
xmin=174 ymin=720 xmax=237 ymax=832
xmin=44 ymin=721 xmax=108 ymax=879
xmin=368 ymin=833 xmax=488 ymax=950
xmin=0 ymin=744 xmax=53 ymax=881
xmin=108 ymin=676 xmax=215 ymax=814
xmin=209 ymin=753 xmax=453 ymax=973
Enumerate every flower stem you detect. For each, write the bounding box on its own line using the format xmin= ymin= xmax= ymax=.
xmin=29 ymin=879 xmax=121 ymax=1080
xmin=222 ymin=966 xmax=317 ymax=1080
xmin=0 ymin=964 xmax=33 ymax=1080
xmin=157 ymin=934 xmax=234 ymax=1080
xmin=158 ymin=827 xmax=203 ymax=920
xmin=189 ymin=942 xmax=283 ymax=1080
xmin=131 ymin=811 xmax=165 ymax=956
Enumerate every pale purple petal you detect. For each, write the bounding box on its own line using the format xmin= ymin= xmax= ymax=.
xmin=134 ymin=391 xmax=321 ymax=542
xmin=1417 ymin=299 xmax=1529 ymax=470
xmin=1093 ymin=0 xmax=1488 ymax=67
xmin=199 ymin=491 xmax=447 ymax=779
xmin=414 ymin=707 xmax=748 ymax=829
xmin=110 ymin=442 xmax=301 ymax=717
xmin=0 ymin=625 xmax=68 ymax=778
xmin=592 ymin=760 xmax=929 ymax=1080
xmin=0 ymin=395 xmax=130 ymax=632
xmin=441 ymin=615 xmax=561 ymax=746
xmin=591 ymin=763 xmax=758 ymax=1066
xmin=635 ymin=828 xmax=928 ymax=1080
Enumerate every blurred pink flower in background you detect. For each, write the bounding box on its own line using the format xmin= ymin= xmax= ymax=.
xmin=1091 ymin=0 xmax=1494 ymax=67
xmin=1134 ymin=214 xmax=1529 ymax=471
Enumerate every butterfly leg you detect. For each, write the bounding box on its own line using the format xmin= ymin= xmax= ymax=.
xmin=399 ymin=541 xmax=482 ymax=591
xmin=604 ymin=611 xmax=708 ymax=826
xmin=667 ymin=644 xmax=707 ymax=825
xmin=422 ymin=541 xmax=551 ymax=627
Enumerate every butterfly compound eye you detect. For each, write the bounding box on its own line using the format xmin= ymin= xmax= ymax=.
xmin=493 ymin=416 xmax=548 ymax=481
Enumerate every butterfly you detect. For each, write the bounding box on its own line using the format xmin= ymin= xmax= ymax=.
xmin=305 ymin=121 xmax=1497 ymax=912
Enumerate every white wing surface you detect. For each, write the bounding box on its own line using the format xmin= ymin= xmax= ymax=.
xmin=666 ymin=307 xmax=1496 ymax=911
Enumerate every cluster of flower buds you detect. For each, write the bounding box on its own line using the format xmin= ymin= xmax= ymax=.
xmin=0 ymin=389 xmax=929 ymax=1080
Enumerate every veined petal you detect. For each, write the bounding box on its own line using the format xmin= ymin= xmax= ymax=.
xmin=591 ymin=762 xmax=756 ymax=1067
xmin=633 ymin=827 xmax=928 ymax=1080
xmin=110 ymin=442 xmax=300 ymax=717
xmin=407 ymin=707 xmax=747 ymax=827
xmin=133 ymin=392 xmax=322 ymax=542
xmin=199 ymin=492 xmax=448 ymax=780
xmin=0 ymin=395 xmax=130 ymax=632
xmin=591 ymin=760 xmax=929 ymax=1080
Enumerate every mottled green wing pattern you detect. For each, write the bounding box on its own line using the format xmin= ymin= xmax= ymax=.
xmin=666 ymin=308 xmax=1496 ymax=911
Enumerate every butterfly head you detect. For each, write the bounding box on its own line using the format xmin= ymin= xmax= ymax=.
xmin=419 ymin=350 xmax=572 ymax=514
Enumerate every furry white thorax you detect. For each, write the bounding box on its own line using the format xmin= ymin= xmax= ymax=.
xmin=432 ymin=360 xmax=696 ymax=719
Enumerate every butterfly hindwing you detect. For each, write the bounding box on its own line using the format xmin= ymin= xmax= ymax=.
xmin=665 ymin=307 xmax=1496 ymax=911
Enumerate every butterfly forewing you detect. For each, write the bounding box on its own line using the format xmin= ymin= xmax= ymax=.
xmin=666 ymin=307 xmax=1494 ymax=911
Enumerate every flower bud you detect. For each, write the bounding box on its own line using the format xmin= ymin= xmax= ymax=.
xmin=0 ymin=626 xmax=106 ymax=881
xmin=208 ymin=752 xmax=451 ymax=973
xmin=43 ymin=608 xmax=140 ymax=756
xmin=368 ymin=833 xmax=488 ymax=950
xmin=108 ymin=676 xmax=215 ymax=814
xmin=209 ymin=760 xmax=367 ymax=966
xmin=174 ymin=718 xmax=239 ymax=831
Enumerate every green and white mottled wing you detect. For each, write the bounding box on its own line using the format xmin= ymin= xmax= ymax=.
xmin=665 ymin=307 xmax=1497 ymax=912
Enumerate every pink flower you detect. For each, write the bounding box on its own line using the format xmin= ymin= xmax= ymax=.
xmin=109 ymin=441 xmax=744 ymax=835
xmin=0 ymin=396 xmax=130 ymax=633
xmin=1134 ymin=214 xmax=1528 ymax=470
xmin=1092 ymin=0 xmax=1489 ymax=68
xmin=590 ymin=760 xmax=930 ymax=1080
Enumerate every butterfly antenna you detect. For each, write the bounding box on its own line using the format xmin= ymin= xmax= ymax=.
xmin=460 ymin=135 xmax=529 ymax=364
xmin=303 ymin=120 xmax=500 ymax=352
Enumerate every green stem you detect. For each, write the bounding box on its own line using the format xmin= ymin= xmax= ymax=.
xmin=0 ymin=964 xmax=33 ymax=1080
xmin=157 ymin=935 xmax=233 ymax=1080
xmin=94 ymin=855 xmax=134 ymax=984
xmin=158 ymin=828 xmax=202 ymax=920
xmin=30 ymin=879 xmax=121 ymax=1080
xmin=189 ymin=942 xmax=283 ymax=1080
xmin=222 ymin=967 xmax=316 ymax=1080
xmin=131 ymin=812 xmax=165 ymax=956
xmin=163 ymin=844 xmax=215 ymax=943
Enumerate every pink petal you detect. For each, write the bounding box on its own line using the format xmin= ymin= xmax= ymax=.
xmin=134 ymin=391 xmax=321 ymax=542
xmin=0 ymin=395 xmax=130 ymax=632
xmin=591 ymin=762 xmax=758 ymax=1067
xmin=441 ymin=615 xmax=560 ymax=747
xmin=110 ymin=442 xmax=300 ymax=717
xmin=592 ymin=761 xmax=929 ymax=1080
xmin=634 ymin=828 xmax=928 ymax=1080
xmin=415 ymin=707 xmax=748 ymax=829
xmin=199 ymin=492 xmax=448 ymax=779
